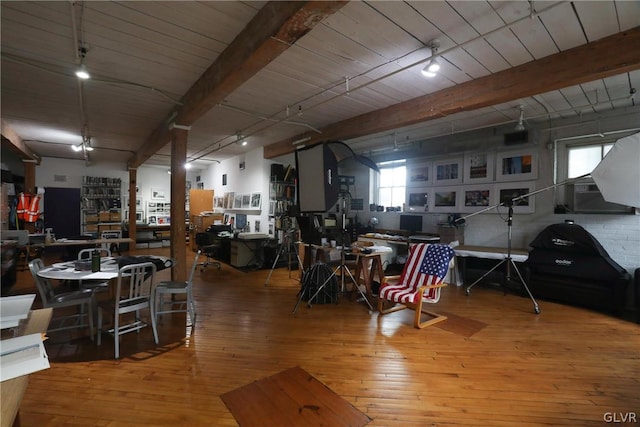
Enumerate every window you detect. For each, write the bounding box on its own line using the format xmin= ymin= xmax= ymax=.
xmin=567 ymin=142 xmax=613 ymax=178
xmin=372 ymin=160 xmax=406 ymax=207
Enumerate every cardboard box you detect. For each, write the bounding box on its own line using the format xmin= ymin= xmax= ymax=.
xmin=85 ymin=214 xmax=99 ymax=223
xmin=110 ymin=212 xmax=121 ymax=222
xmin=99 ymin=212 xmax=110 ymax=222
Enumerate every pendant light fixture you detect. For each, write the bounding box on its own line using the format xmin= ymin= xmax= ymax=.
xmin=421 ymin=39 xmax=441 ymax=78
xmin=75 ymin=46 xmax=90 ymax=80
xmin=514 ymin=105 xmax=526 ymax=131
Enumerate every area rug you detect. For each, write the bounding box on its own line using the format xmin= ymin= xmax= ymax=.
xmin=435 ymin=312 xmax=488 ymax=338
xmin=220 ymin=366 xmax=371 ymax=427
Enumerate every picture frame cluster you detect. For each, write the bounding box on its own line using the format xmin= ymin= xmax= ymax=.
xmin=406 ymin=149 xmax=537 ymax=214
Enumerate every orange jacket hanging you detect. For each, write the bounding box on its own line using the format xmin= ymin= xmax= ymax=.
xmin=16 ymin=192 xmax=42 ymax=222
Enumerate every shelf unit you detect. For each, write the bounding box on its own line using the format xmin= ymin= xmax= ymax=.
xmin=147 ymin=201 xmax=171 ymax=225
xmin=82 ymin=176 xmax=121 ymax=236
xmin=269 ymin=181 xmax=295 ymax=219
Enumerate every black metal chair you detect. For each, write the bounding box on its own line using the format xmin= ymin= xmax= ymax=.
xmin=195 ymin=232 xmax=221 ymax=271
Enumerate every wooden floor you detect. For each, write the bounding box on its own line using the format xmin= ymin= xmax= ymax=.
xmin=8 ymin=246 xmax=640 ymax=426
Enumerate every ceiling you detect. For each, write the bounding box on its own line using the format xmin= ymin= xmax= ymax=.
xmin=2 ymin=1 xmax=639 ymax=171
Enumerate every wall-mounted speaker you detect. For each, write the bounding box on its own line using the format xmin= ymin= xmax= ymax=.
xmin=504 ymin=130 xmax=528 ymax=145
xmin=296 ymin=144 xmax=339 ymax=213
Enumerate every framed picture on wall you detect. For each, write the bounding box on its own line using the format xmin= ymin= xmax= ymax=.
xmin=433 ymin=158 xmax=463 ymax=185
xmin=234 ymin=194 xmax=242 ymax=209
xmin=150 ymin=188 xmax=166 ymax=200
xmin=461 ymin=184 xmax=494 ymax=212
xmin=431 ymin=186 xmax=461 ymax=212
xmin=406 ymin=188 xmax=430 ymax=213
xmin=496 ymin=149 xmax=537 ymax=181
xmin=495 ymin=182 xmax=535 ymax=214
xmin=407 ymin=162 xmax=432 ymax=186
xmin=242 ymin=194 xmax=251 ymax=209
xmin=250 ymin=192 xmax=262 ymax=209
xmin=463 ymin=152 xmax=494 ymax=183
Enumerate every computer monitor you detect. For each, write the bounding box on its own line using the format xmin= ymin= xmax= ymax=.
xmin=399 ymin=214 xmax=422 ymax=234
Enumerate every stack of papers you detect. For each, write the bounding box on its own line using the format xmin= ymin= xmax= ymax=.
xmin=0 ymin=294 xmax=35 ymax=330
xmin=0 ymin=333 xmax=50 ymax=382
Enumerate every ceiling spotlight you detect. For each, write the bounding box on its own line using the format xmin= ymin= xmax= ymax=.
xmin=421 ymin=39 xmax=440 ymax=78
xmin=71 ymin=144 xmax=83 ymax=152
xmin=75 ymin=63 xmax=90 ymax=80
xmin=84 ymin=136 xmax=94 ymax=151
xmin=185 ymin=162 xmax=192 ymax=170
xmin=236 ymin=132 xmax=248 ymax=146
xmin=514 ymin=105 xmax=525 ymax=131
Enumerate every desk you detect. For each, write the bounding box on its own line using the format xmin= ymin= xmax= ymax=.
xmin=230 ymin=236 xmax=271 ymax=268
xmin=352 ymin=251 xmax=389 ymax=306
xmin=33 ymin=237 xmax=133 ymax=249
xmin=1 ymin=308 xmax=52 ymax=427
xmin=454 ymin=245 xmax=528 ymax=286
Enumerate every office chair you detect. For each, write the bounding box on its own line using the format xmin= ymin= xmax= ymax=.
xmin=195 ymin=232 xmax=221 ymax=271
xmin=377 ymin=243 xmax=455 ymax=329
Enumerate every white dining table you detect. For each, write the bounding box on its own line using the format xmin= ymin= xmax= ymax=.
xmin=36 ymin=256 xmax=174 ymax=282
xmin=37 ymin=257 xmax=121 ymax=281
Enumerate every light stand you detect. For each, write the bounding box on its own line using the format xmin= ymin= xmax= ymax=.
xmin=292 ymin=193 xmax=373 ymax=314
xmin=456 ymin=173 xmax=592 ymax=314
xmin=264 ymin=217 xmax=303 ymax=287
xmin=461 ymin=199 xmax=540 ymax=314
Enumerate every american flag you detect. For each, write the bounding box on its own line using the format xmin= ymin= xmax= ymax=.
xmin=380 ymin=243 xmax=455 ymax=304
xmin=418 ymin=244 xmax=455 ymax=278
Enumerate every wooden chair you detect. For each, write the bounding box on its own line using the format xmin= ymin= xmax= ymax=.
xmin=377 ymin=243 xmax=455 ymax=329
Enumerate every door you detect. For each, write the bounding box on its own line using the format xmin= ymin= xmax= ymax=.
xmin=44 ymin=187 xmax=81 ymax=238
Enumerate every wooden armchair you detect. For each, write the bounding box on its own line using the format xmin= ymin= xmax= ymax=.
xmin=377 ymin=243 xmax=455 ymax=329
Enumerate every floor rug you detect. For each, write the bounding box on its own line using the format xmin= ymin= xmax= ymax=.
xmin=220 ymin=366 xmax=371 ymax=427
xmin=435 ymin=312 xmax=488 ymax=337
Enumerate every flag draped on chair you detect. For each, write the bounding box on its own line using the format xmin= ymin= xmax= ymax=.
xmin=384 ymin=243 xmax=455 ymax=303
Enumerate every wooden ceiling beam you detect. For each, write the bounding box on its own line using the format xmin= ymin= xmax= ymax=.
xmin=1 ymin=119 xmax=40 ymax=163
xmin=128 ymin=1 xmax=347 ymax=169
xmin=264 ymin=26 xmax=640 ymax=159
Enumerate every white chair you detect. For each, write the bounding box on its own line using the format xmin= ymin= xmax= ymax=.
xmin=77 ymin=247 xmax=111 ymax=260
xmin=152 ymin=250 xmax=200 ymax=327
xmin=101 ymin=230 xmax=122 ymax=255
xmin=28 ymin=258 xmax=95 ymax=338
xmin=96 ymin=262 xmax=159 ymax=359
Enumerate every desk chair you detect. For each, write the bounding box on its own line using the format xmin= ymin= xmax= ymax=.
xmin=152 ymin=250 xmax=200 ymax=327
xmin=96 ymin=262 xmax=159 ymax=359
xmin=377 ymin=243 xmax=455 ymax=329
xmin=28 ymin=258 xmax=95 ymax=338
xmin=195 ymin=232 xmax=221 ymax=271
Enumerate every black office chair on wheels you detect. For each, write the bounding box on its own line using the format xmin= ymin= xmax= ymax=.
xmin=195 ymin=232 xmax=221 ymax=271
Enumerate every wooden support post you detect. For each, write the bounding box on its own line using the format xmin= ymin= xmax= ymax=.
xmin=170 ymin=126 xmax=188 ymax=283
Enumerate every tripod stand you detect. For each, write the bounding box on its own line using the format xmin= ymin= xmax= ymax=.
xmin=460 ymin=201 xmax=540 ymax=314
xmin=264 ymin=226 xmax=303 ymax=287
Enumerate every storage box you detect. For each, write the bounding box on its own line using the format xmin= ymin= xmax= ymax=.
xmin=86 ymin=224 xmax=98 ymax=232
xmin=110 ymin=212 xmax=121 ymax=222
xmin=99 ymin=212 xmax=110 ymax=222
xmin=135 ymin=242 xmax=149 ymax=249
xmin=148 ymin=241 xmax=163 ymax=248
xmin=85 ymin=214 xmax=99 ymax=223
xmin=162 ymin=240 xmax=170 ymax=247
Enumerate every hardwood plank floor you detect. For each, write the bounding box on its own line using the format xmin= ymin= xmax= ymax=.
xmin=8 ymin=246 xmax=640 ymax=426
